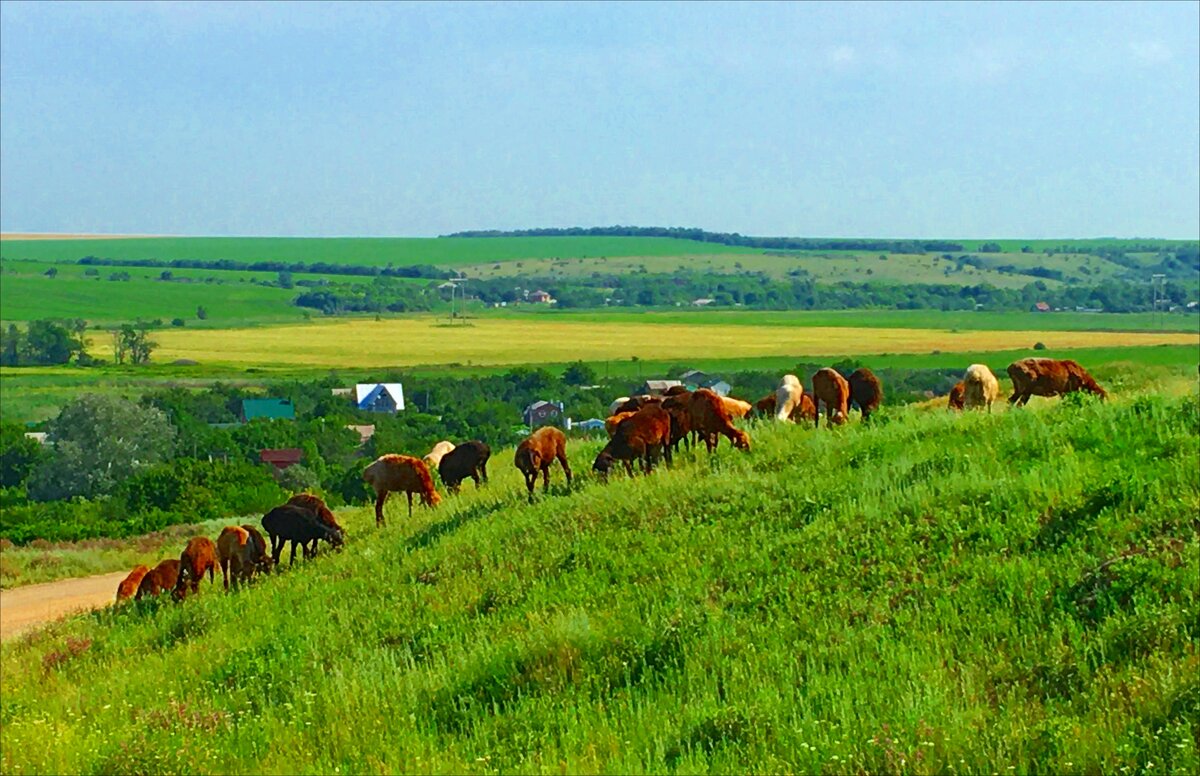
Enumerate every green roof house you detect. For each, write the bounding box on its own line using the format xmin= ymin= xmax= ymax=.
xmin=241 ymin=398 xmax=295 ymax=422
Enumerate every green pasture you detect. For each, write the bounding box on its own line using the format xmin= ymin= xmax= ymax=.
xmin=1 ymin=387 xmax=1196 ymax=774
xmin=0 ymin=236 xmax=755 ymax=268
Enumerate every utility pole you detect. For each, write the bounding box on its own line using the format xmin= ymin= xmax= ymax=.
xmin=1151 ymin=273 xmax=1166 ymax=330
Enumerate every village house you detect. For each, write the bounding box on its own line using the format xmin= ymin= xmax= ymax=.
xmin=528 ymin=290 xmax=556 ymax=304
xmin=639 ymin=379 xmax=683 ymax=396
xmin=259 ymin=448 xmax=303 ymax=471
xmin=523 ymin=400 xmax=564 ymax=428
xmin=354 ymin=383 xmax=405 ymax=413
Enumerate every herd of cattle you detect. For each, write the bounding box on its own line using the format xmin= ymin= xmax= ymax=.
xmin=113 ymin=356 xmax=1107 ymax=605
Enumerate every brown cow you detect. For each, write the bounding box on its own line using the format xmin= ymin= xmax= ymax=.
xmin=659 ymin=390 xmax=693 ymax=453
xmin=1007 ymin=358 xmax=1107 ymax=406
xmin=217 ymin=526 xmax=271 ymax=591
xmin=174 ymin=537 xmax=218 ymax=600
xmin=362 ymin=454 xmax=442 ymax=526
xmin=604 ymin=411 xmax=638 ymax=438
xmin=948 ymin=381 xmax=966 ymax=411
xmin=848 ymin=367 xmax=883 ymax=422
xmin=514 ymin=426 xmax=573 ymax=498
xmin=688 ymin=388 xmax=751 ymax=453
xmin=115 ymin=565 xmax=150 ymax=603
xmin=593 ymin=404 xmax=673 ymax=479
xmin=812 ymin=368 xmax=850 ymax=428
xmin=135 ymin=559 xmax=181 ymax=600
xmin=287 ymin=493 xmax=345 ymax=556
xmin=241 ymin=524 xmax=273 ymax=575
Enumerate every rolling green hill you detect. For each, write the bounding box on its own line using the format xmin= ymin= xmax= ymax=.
xmin=2 ymin=393 xmax=1196 ymax=773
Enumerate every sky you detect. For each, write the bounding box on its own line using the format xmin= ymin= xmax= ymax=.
xmin=1 ymin=0 xmax=1197 ymax=238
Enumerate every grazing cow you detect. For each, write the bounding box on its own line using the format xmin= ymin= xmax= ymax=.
xmin=948 ymin=381 xmax=966 ymax=411
xmin=754 ymin=392 xmax=778 ymax=418
xmin=604 ymin=411 xmax=638 ymax=437
xmin=217 ymin=525 xmax=272 ymax=591
xmin=261 ymin=505 xmax=344 ymax=567
xmin=423 ymin=440 xmax=456 ymax=471
xmin=115 ymin=565 xmax=150 ymax=603
xmin=438 ymin=440 xmax=491 ymax=492
xmin=811 ymin=368 xmax=850 ymax=428
xmin=362 ymin=454 xmax=442 ymax=527
xmin=608 ymin=397 xmax=631 ymax=415
xmin=1007 ymin=358 xmax=1107 ymax=406
xmin=241 ymin=524 xmax=273 ymax=576
xmin=174 ymin=537 xmax=218 ymax=600
xmin=514 ymin=426 xmax=573 ymax=498
xmin=613 ymin=395 xmax=659 ymax=414
xmin=593 ymin=404 xmax=672 ymax=480
xmin=720 ymin=396 xmax=752 ymax=420
xmin=660 ymin=390 xmax=693 ymax=452
xmin=848 ymin=367 xmax=884 ymax=422
xmin=688 ymin=388 xmax=751 ymax=453
xmin=795 ymin=393 xmax=818 ymax=423
xmin=286 ymin=493 xmax=345 ymax=557
xmin=663 ymin=385 xmax=690 ymax=397
xmin=774 ymin=374 xmax=805 ymax=422
xmin=963 ymin=364 xmax=1001 ymax=412
xmin=135 ymin=559 xmax=181 ymax=600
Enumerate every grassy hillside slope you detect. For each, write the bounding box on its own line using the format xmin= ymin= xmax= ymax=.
xmin=2 ymin=391 xmax=1197 ymax=774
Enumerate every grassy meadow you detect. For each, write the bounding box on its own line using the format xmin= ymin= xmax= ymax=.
xmin=1 ymin=385 xmax=1196 ymax=774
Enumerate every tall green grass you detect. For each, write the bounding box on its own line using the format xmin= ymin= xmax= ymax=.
xmin=1 ymin=391 xmax=1197 ymax=774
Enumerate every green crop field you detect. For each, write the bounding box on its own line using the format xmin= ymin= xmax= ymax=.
xmin=2 ymin=388 xmax=1196 ymax=774
xmin=0 ymin=235 xmax=755 ymax=268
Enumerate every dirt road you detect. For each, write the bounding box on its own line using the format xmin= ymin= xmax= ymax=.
xmin=0 ymin=572 xmax=127 ymax=642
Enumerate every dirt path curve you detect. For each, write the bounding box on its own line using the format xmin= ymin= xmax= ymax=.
xmin=0 ymin=572 xmax=127 ymax=642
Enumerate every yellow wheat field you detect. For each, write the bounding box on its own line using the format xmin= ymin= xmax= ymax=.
xmin=116 ymin=317 xmax=1200 ymax=368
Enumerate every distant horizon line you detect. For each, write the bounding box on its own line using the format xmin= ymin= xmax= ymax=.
xmin=1 ymin=230 xmax=1197 ymax=242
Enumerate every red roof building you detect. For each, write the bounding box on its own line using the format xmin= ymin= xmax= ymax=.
xmin=260 ymin=448 xmax=304 ymax=470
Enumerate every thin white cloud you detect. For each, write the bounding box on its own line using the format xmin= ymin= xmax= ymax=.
xmin=1129 ymin=40 xmax=1173 ymax=65
xmin=827 ymin=45 xmax=856 ymax=65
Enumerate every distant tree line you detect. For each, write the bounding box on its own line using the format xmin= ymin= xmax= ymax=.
xmin=453 ymin=270 xmax=1194 ymax=314
xmin=441 ymin=225 xmax=965 ymax=253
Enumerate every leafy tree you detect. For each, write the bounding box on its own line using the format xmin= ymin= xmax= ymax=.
xmin=43 ymin=267 xmax=57 ymax=278
xmin=562 ymin=361 xmax=597 ymax=386
xmin=196 ymin=305 xmax=208 ymax=320
xmin=1 ymin=324 xmax=22 ymax=366
xmin=21 ymin=320 xmax=86 ymax=365
xmin=0 ymin=423 xmax=44 ymax=488
xmin=27 ymin=395 xmax=176 ymax=501
xmin=979 ymin=242 xmax=1003 ymax=253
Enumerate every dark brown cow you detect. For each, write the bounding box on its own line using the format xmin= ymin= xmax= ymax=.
xmin=593 ymin=404 xmax=673 ymax=479
xmin=1007 ymin=358 xmax=1107 ymax=406
xmin=848 ymin=367 xmax=883 ymax=422
xmin=135 ymin=559 xmax=181 ymax=600
xmin=811 ymin=368 xmax=850 ymax=428
xmin=438 ymin=440 xmax=491 ymax=492
xmin=515 ymin=426 xmax=573 ymax=498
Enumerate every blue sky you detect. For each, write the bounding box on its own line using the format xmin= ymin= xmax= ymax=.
xmin=1 ymin=0 xmax=1197 ymax=238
